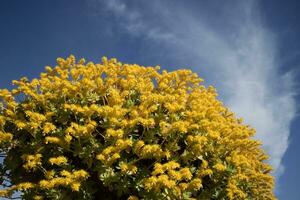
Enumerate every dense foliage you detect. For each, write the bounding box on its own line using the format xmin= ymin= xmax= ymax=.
xmin=0 ymin=56 xmax=275 ymax=199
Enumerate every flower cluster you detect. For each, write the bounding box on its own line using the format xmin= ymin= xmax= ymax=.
xmin=0 ymin=131 xmax=12 ymax=144
xmin=39 ymin=169 xmax=89 ymax=191
xmin=0 ymin=55 xmax=275 ymax=199
xmin=48 ymin=156 xmax=68 ymax=166
xmin=22 ymin=154 xmax=43 ymax=171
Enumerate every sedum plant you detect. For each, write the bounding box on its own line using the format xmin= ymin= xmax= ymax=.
xmin=0 ymin=55 xmax=275 ymax=199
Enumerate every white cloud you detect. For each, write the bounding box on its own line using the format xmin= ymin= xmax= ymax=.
xmin=88 ymin=0 xmax=176 ymax=41
xmin=92 ymin=0 xmax=296 ymax=177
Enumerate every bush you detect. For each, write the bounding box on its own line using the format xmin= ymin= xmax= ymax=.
xmin=0 ymin=55 xmax=275 ymax=199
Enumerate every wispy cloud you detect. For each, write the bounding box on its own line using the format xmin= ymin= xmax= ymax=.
xmin=87 ymin=0 xmax=176 ymax=41
xmin=90 ymin=0 xmax=296 ymax=176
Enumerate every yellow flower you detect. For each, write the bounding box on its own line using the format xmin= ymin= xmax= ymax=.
xmin=164 ymin=150 xmax=171 ymax=159
xmin=0 ymin=189 xmax=9 ymax=197
xmin=43 ymin=122 xmax=56 ymax=134
xmin=179 ymin=168 xmax=192 ymax=180
xmin=107 ymin=128 xmax=124 ymax=138
xmin=111 ymin=153 xmax=121 ymax=160
xmin=39 ymin=180 xmax=50 ymax=189
xmin=25 ymin=111 xmax=46 ymax=123
xmin=197 ymin=169 xmax=213 ymax=177
xmin=45 ymin=136 xmax=64 ymax=145
xmin=39 ymin=169 xmax=89 ymax=191
xmin=16 ymin=182 xmax=35 ymax=190
xmin=167 ymin=170 xmax=182 ymax=180
xmin=64 ymin=134 xmax=73 ymax=143
xmin=15 ymin=120 xmax=27 ymax=130
xmin=120 ymin=162 xmax=129 ymax=172
xmin=130 ymin=165 xmax=138 ymax=174
xmin=0 ymin=55 xmax=276 ymax=199
xmin=73 ymin=170 xmax=89 ymax=179
xmin=163 ymin=161 xmax=180 ymax=171
xmin=128 ymin=195 xmax=139 ymax=200
xmin=0 ymin=131 xmax=13 ymax=144
xmin=115 ymin=139 xmax=133 ymax=150
xmin=96 ymin=154 xmax=105 ymax=161
xmin=134 ymin=140 xmax=145 ymax=152
xmin=120 ymin=162 xmax=138 ymax=175
xmin=22 ymin=154 xmax=42 ymax=171
xmin=213 ymin=163 xmax=226 ymax=171
xmin=152 ymin=163 xmax=164 ymax=176
xmin=45 ymin=170 xmax=55 ymax=179
xmin=138 ymin=144 xmax=164 ymax=158
xmin=188 ymin=178 xmax=202 ymax=190
xmin=33 ymin=195 xmax=43 ymax=200
xmin=70 ymin=182 xmax=81 ymax=191
xmin=179 ymin=183 xmax=188 ymax=191
xmin=60 ymin=170 xmax=72 ymax=178
xmin=143 ymin=176 xmax=157 ymax=191
xmin=49 ymin=156 xmax=68 ymax=166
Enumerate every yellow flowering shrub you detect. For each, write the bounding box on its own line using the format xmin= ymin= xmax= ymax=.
xmin=0 ymin=55 xmax=275 ymax=199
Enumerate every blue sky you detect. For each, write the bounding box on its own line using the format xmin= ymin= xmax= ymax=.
xmin=0 ymin=0 xmax=299 ymax=199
